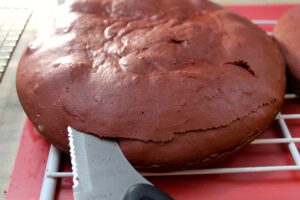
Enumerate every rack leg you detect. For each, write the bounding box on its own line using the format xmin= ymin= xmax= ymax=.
xmin=40 ymin=145 xmax=62 ymax=200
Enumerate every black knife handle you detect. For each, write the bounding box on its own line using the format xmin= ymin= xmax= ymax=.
xmin=123 ymin=183 xmax=174 ymax=200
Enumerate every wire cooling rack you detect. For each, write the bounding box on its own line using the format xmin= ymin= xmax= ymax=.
xmin=39 ymin=20 xmax=300 ymax=199
xmin=0 ymin=7 xmax=31 ymax=82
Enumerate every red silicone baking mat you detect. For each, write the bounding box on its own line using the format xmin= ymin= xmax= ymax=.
xmin=6 ymin=4 xmax=300 ymax=200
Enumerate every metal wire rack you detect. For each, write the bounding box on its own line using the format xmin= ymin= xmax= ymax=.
xmin=39 ymin=20 xmax=300 ymax=199
xmin=0 ymin=7 xmax=31 ymax=82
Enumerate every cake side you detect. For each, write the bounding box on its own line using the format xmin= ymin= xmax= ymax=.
xmin=274 ymin=5 xmax=300 ymax=95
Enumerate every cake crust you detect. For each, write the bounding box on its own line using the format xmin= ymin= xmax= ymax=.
xmin=17 ymin=0 xmax=285 ymax=171
xmin=274 ymin=5 xmax=300 ymax=95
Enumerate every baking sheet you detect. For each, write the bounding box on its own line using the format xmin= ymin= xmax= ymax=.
xmin=6 ymin=4 xmax=300 ymax=200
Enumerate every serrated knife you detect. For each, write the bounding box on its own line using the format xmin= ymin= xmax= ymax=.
xmin=67 ymin=127 xmax=173 ymax=200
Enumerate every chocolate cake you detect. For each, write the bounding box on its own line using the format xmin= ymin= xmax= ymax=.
xmin=16 ymin=0 xmax=286 ymax=171
xmin=274 ymin=5 xmax=300 ymax=95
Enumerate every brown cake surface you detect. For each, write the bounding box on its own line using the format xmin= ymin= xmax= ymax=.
xmin=17 ymin=0 xmax=285 ymax=171
xmin=274 ymin=5 xmax=300 ymax=95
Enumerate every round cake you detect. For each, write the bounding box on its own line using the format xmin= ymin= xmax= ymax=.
xmin=274 ymin=5 xmax=300 ymax=95
xmin=17 ymin=0 xmax=286 ymax=171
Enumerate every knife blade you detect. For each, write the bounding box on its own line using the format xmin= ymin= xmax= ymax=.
xmin=68 ymin=127 xmax=173 ymax=200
